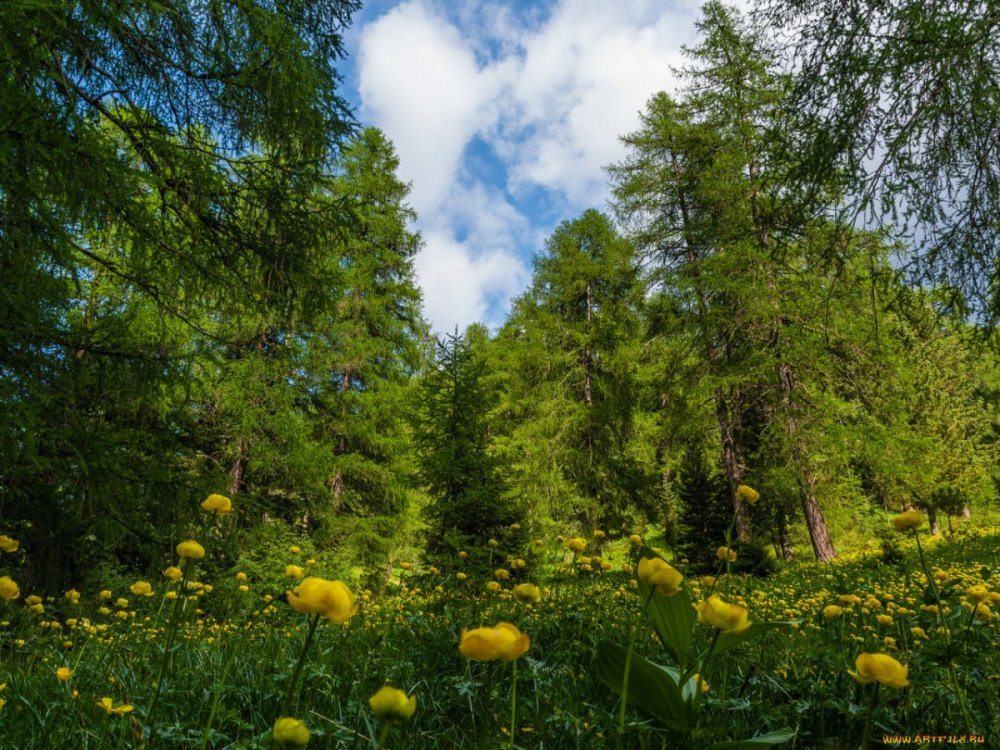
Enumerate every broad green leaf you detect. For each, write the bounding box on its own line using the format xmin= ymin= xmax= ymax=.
xmin=596 ymin=640 xmax=694 ymax=731
xmin=636 ymin=547 xmax=695 ymax=667
xmin=708 ymin=729 xmax=796 ymax=749
xmin=710 ymin=622 xmax=796 ymax=660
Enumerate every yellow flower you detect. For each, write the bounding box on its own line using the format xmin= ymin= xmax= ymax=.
xmin=130 ymin=581 xmax=153 ymax=597
xmin=163 ymin=567 xmax=182 ymax=582
xmin=877 ymin=614 xmax=893 ymax=625
xmin=823 ymin=605 xmax=843 ymax=619
xmin=736 ymin=485 xmax=760 ymax=505
xmin=716 ymin=546 xmax=737 ymax=562
xmin=115 ymin=597 xmax=129 ymax=608
xmin=910 ymin=627 xmax=927 ymax=639
xmin=289 ymin=545 xmax=301 ymax=555
xmin=696 ymin=595 xmax=750 ymax=633
xmin=305 ymin=559 xmax=316 ymax=567
xmin=369 ymin=685 xmax=417 ymax=723
xmin=96 ymin=697 xmax=134 ymax=715
xmin=64 ymin=589 xmax=80 ymax=604
xmin=838 ymin=595 xmax=862 ymax=606
xmin=972 ymin=603 xmax=993 ymax=622
xmin=25 ymin=594 xmax=42 ymax=606
xmin=200 ymin=493 xmax=233 ymax=515
xmin=285 ymin=565 xmax=304 ymax=580
xmin=56 ymin=667 xmax=72 ymax=682
xmin=0 ymin=535 xmax=18 ymax=553
xmin=848 ymin=653 xmax=909 ymax=688
xmin=494 ymin=568 xmax=510 ymax=580
xmin=486 ymin=581 xmax=501 ymax=593
xmin=399 ymin=562 xmax=413 ymax=571
xmin=629 ymin=534 xmax=642 ymax=545
xmin=700 ymin=575 xmax=716 ymax=588
xmin=459 ymin=622 xmax=530 ymax=662
xmin=236 ymin=572 xmax=248 ymax=581
xmin=637 ymin=557 xmax=684 ymax=597
xmin=239 ymin=585 xmax=249 ymax=592
xmin=457 ymin=550 xmax=468 ymax=558
xmin=99 ymin=590 xmax=112 ymax=600
xmin=691 ymin=673 xmax=710 ymax=693
xmin=966 ymin=584 xmax=990 ymax=604
xmin=286 ymin=577 xmax=357 ymax=624
xmin=593 ymin=530 xmax=606 ymax=539
xmin=176 ymin=540 xmax=205 ymax=559
xmin=272 ymin=717 xmax=310 ymax=747
xmin=0 ymin=576 xmax=19 ymax=601
xmin=891 ymin=511 xmax=925 ymax=532
xmin=513 ymin=583 xmax=541 ymax=604
xmin=456 ymin=572 xmax=467 ymax=581
xmin=566 ymin=537 xmax=587 ymax=553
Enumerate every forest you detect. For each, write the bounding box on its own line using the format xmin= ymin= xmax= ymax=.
xmin=1 ymin=1 xmax=998 ymax=748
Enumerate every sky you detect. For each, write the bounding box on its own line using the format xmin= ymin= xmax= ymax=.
xmin=339 ymin=0 xmax=709 ymax=333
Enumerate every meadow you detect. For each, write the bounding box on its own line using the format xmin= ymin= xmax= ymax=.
xmin=0 ymin=498 xmax=997 ymax=749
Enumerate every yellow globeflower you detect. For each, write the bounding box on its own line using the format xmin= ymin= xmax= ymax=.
xmin=162 ymin=567 xmax=182 ymax=582
xmin=973 ymin=603 xmax=993 ymax=622
xmin=456 ymin=572 xmax=467 ymax=581
xmin=966 ymin=584 xmax=990 ymax=604
xmin=593 ymin=530 xmax=606 ymax=539
xmin=891 ymin=511 xmax=925 ymax=532
xmin=848 ymin=653 xmax=909 ymax=688
xmin=486 ymin=581 xmax=501 ymax=593
xmin=700 ymin=575 xmax=717 ymax=588
xmin=823 ymin=605 xmax=843 ymax=619
xmin=637 ymin=557 xmax=684 ymax=596
xmin=96 ymin=697 xmax=134 ymax=715
xmin=736 ymin=485 xmax=760 ymax=505
xmin=566 ymin=537 xmax=587 ymax=553
xmin=285 ymin=565 xmax=304 ymax=580
xmin=56 ymin=667 xmax=73 ymax=682
xmin=697 ymin=595 xmax=750 ymax=633
xmin=459 ymin=622 xmax=530 ymax=662
xmin=399 ymin=562 xmax=413 ymax=571
xmin=272 ymin=717 xmax=310 ymax=747
xmin=692 ymin=673 xmax=710 ymax=693
xmin=25 ymin=594 xmax=42 ymax=606
xmin=0 ymin=535 xmax=18 ymax=553
xmin=0 ymin=576 xmax=20 ymax=601
xmin=236 ymin=571 xmax=248 ymax=581
xmin=513 ymin=583 xmax=541 ymax=604
xmin=176 ymin=540 xmax=205 ymax=559
xmin=494 ymin=568 xmax=510 ymax=580
xmin=629 ymin=534 xmax=642 ymax=545
xmin=369 ymin=686 xmax=417 ymax=723
xmin=286 ymin=577 xmax=357 ymax=624
xmin=200 ymin=493 xmax=233 ymax=515
xmin=130 ymin=581 xmax=153 ymax=597
xmin=64 ymin=589 xmax=80 ymax=604
xmin=716 ymin=546 xmax=737 ymax=563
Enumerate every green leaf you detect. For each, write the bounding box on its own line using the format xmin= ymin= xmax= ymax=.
xmin=710 ymin=622 xmax=796 ymax=660
xmin=596 ymin=640 xmax=694 ymax=731
xmin=708 ymin=729 xmax=796 ymax=749
xmin=636 ymin=547 xmax=695 ymax=667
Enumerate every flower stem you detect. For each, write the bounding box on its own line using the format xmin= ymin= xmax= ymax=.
xmin=509 ymin=658 xmax=518 ymax=750
xmin=374 ymin=724 xmax=392 ymax=750
xmin=616 ymin=588 xmax=655 ymax=750
xmin=146 ymin=557 xmax=193 ymax=748
xmin=280 ymin=613 xmax=321 ymax=718
xmin=861 ymin=683 xmax=878 ymax=750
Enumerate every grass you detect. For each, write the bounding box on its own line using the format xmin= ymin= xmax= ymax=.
xmin=0 ymin=521 xmax=997 ymax=748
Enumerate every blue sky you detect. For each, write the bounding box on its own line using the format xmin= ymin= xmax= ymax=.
xmin=338 ymin=0 xmax=710 ymax=333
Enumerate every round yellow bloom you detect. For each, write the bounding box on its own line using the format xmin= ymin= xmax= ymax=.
xmin=285 ymin=565 xmax=304 ymax=580
xmin=566 ymin=537 xmax=587 ymax=553
xmin=486 ymin=581 xmax=501 ymax=593
xmin=700 ymin=575 xmax=717 ymax=588
xmin=130 ymin=581 xmax=153 ymax=597
xmin=0 ymin=576 xmax=19 ymax=601
xmin=369 ymin=686 xmax=417 ymax=723
xmin=848 ymin=652 xmax=909 ymax=688
xmin=972 ymin=602 xmax=993 ymax=622
xmin=272 ymin=717 xmax=310 ymax=747
xmin=494 ymin=568 xmax=510 ymax=580
xmin=399 ymin=562 xmax=413 ymax=571
xmin=289 ymin=545 xmax=301 ymax=555
xmin=823 ymin=605 xmax=843 ymax=619
xmin=716 ymin=546 xmax=737 ymax=563
xmin=513 ymin=583 xmax=541 ymax=604
xmin=64 ymin=589 xmax=80 ymax=604
xmin=56 ymin=666 xmax=72 ymax=682
xmin=736 ymin=485 xmax=760 ymax=505
xmin=99 ymin=590 xmax=112 ymax=600
xmin=200 ymin=494 xmax=233 ymax=515
xmin=459 ymin=622 xmax=530 ymax=662
xmin=593 ymin=530 xmax=606 ymax=539
xmin=456 ymin=572 xmax=467 ymax=581
xmin=629 ymin=534 xmax=642 ymax=545
xmin=236 ymin=571 xmax=248 ymax=581
xmin=637 ymin=557 xmax=684 ymax=596
xmin=696 ymin=595 xmax=750 ymax=633
xmin=286 ymin=577 xmax=357 ymax=624
xmin=838 ymin=594 xmax=862 ymax=606
xmin=966 ymin=584 xmax=990 ymax=604
xmin=25 ymin=594 xmax=42 ymax=606
xmin=891 ymin=510 xmax=925 ymax=532
xmin=911 ymin=627 xmax=927 ymax=639
xmin=162 ymin=567 xmax=182 ymax=582
xmin=176 ymin=540 xmax=205 ymax=559
xmin=96 ymin=697 xmax=134 ymax=715
xmin=877 ymin=614 xmax=893 ymax=626
xmin=0 ymin=536 xmax=19 ymax=553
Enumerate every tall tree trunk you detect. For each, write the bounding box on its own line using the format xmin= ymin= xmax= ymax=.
xmin=716 ymin=387 xmax=750 ymax=542
xmin=779 ymin=362 xmax=836 ymax=561
xmin=229 ymin=437 xmax=246 ymax=496
xmin=775 ymin=503 xmax=794 ymax=561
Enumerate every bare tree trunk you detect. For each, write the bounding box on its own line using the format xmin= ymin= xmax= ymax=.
xmin=716 ymin=388 xmax=750 ymax=543
xmin=775 ymin=503 xmax=794 ymax=561
xmin=229 ymin=437 xmax=246 ymax=496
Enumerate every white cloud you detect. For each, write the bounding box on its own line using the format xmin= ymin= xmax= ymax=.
xmin=355 ymin=0 xmax=709 ymax=332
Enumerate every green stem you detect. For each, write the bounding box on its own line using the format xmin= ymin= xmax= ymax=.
xmin=616 ymin=588 xmax=655 ymax=750
xmin=509 ymin=659 xmax=518 ymax=750
xmin=861 ymin=683 xmax=878 ymax=750
xmin=280 ymin=614 xmax=321 ymax=718
xmin=374 ymin=724 xmax=392 ymax=750
xmin=147 ymin=557 xmax=194 ymax=748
